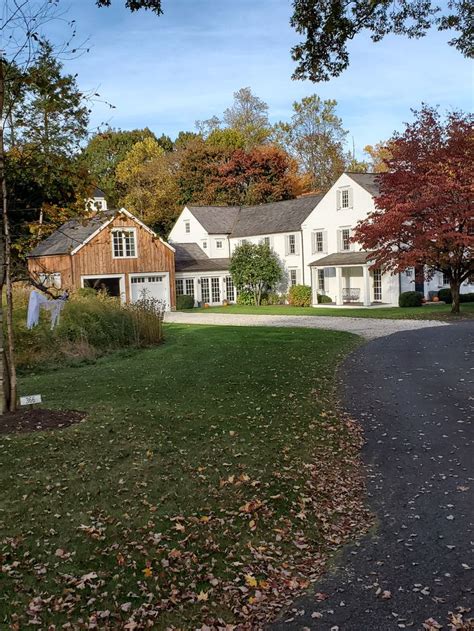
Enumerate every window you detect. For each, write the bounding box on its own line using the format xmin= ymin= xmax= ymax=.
xmin=337 ymin=187 xmax=352 ymax=210
xmin=216 ymin=240 xmax=223 ymax=249
xmin=201 ymin=278 xmax=210 ymax=303
xmin=340 ymin=228 xmax=351 ymax=251
xmin=262 ymin=236 xmax=271 ymax=246
xmin=176 ymin=279 xmax=184 ymax=295
xmin=38 ymin=272 xmax=61 ymax=289
xmin=202 ymin=240 xmax=207 ymax=250
xmin=225 ymin=276 xmax=235 ymax=302
xmin=287 ymin=234 xmax=296 ymax=255
xmin=373 ymin=269 xmax=382 ymax=301
xmin=211 ymin=277 xmax=220 ymax=302
xmin=176 ymin=278 xmax=194 ymax=297
xmin=442 ymin=271 xmax=450 ymax=285
xmin=289 ymin=269 xmax=297 ymax=286
xmin=185 ymin=221 xmax=190 ymax=234
xmin=112 ymin=229 xmax=136 ymax=258
xmin=313 ymin=230 xmax=325 ymax=254
xmin=185 ymin=279 xmax=194 ymax=296
xmin=94 ymin=200 xmax=103 ymax=211
xmin=405 ymin=268 xmax=413 ymax=277
xmin=317 ymin=269 xmax=325 ymax=292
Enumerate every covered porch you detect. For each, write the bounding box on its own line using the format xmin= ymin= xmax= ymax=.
xmin=310 ymin=251 xmax=383 ymax=307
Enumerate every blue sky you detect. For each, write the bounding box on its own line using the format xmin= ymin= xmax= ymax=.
xmin=52 ymin=0 xmax=472 ymax=158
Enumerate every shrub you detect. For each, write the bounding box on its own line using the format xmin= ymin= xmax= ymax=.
xmin=438 ymin=288 xmax=452 ymax=303
xmin=317 ymin=294 xmax=333 ymax=304
xmin=460 ymin=292 xmax=474 ymax=303
xmin=236 ymin=289 xmax=255 ymax=305
xmin=399 ymin=291 xmax=423 ymax=307
xmin=288 ymin=284 xmax=312 ymax=307
xmin=262 ymin=291 xmax=286 ymax=306
xmin=176 ymin=294 xmax=194 ymax=310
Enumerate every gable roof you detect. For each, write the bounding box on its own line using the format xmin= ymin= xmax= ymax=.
xmin=309 ymin=251 xmax=376 ymax=267
xmin=93 ymin=186 xmax=106 ymax=198
xmin=28 ymin=208 xmax=174 ymax=258
xmin=174 ymin=243 xmax=230 ymax=272
xmin=346 ymin=172 xmax=380 ymax=196
xmin=29 ymin=213 xmax=113 ymax=257
xmin=230 ymin=194 xmax=323 ymax=238
xmin=186 ymin=205 xmax=240 ymax=234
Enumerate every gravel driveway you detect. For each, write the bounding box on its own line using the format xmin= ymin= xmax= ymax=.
xmin=164 ymin=311 xmax=448 ymax=340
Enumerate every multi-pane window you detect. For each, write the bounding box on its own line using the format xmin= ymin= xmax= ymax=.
xmin=201 ymin=278 xmax=210 ymax=303
xmin=341 ymin=189 xmax=350 ymax=208
xmin=176 ymin=279 xmax=184 ymax=295
xmin=216 ymin=240 xmax=223 ymax=249
xmin=211 ymin=277 xmax=220 ymax=303
xmin=38 ymin=272 xmax=62 ymax=289
xmin=341 ymin=228 xmax=351 ymax=251
xmin=315 ymin=231 xmax=324 ymax=253
xmin=176 ymin=278 xmax=194 ymax=297
xmin=185 ymin=221 xmax=190 ymax=233
xmin=442 ymin=271 xmax=450 ymax=285
xmin=373 ymin=269 xmax=382 ymax=301
xmin=202 ymin=240 xmax=207 ymax=250
xmin=317 ymin=269 xmax=325 ymax=292
xmin=225 ymin=276 xmax=235 ymax=302
xmin=112 ymin=229 xmax=136 ymax=258
xmin=185 ymin=279 xmax=194 ymax=296
xmin=288 ymin=234 xmax=296 ymax=255
xmin=289 ymin=269 xmax=297 ymax=286
xmin=262 ymin=236 xmax=270 ymax=246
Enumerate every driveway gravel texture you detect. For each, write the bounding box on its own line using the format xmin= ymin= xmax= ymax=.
xmin=164 ymin=311 xmax=448 ymax=340
xmin=269 ymin=322 xmax=474 ymax=631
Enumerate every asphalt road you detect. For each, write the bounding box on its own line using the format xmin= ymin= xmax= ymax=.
xmin=270 ymin=322 xmax=474 ymax=631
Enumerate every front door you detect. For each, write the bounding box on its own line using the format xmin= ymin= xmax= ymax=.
xmin=200 ymin=277 xmax=221 ymax=305
xmin=414 ymin=265 xmax=425 ymax=294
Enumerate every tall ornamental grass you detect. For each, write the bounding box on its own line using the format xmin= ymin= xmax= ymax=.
xmin=12 ymin=287 xmax=165 ymax=370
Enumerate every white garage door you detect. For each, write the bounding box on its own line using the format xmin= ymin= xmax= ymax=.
xmin=130 ymin=274 xmax=169 ymax=309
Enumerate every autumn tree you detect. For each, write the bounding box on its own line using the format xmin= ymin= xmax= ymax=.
xmin=290 ymin=0 xmax=473 ymax=82
xmin=363 ymin=141 xmax=395 ymax=173
xmin=273 ymin=95 xmax=347 ymax=190
xmin=354 ymin=106 xmax=474 ymax=315
xmin=230 ymin=242 xmax=282 ymax=306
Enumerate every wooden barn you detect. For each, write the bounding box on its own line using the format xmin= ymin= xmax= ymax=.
xmin=28 ymin=208 xmax=176 ymax=310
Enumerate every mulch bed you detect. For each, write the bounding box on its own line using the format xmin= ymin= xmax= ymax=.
xmin=0 ymin=408 xmax=86 ymax=435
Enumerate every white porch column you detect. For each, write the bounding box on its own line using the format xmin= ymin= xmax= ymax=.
xmin=335 ymin=267 xmax=343 ymax=305
xmin=363 ymin=266 xmax=371 ymax=306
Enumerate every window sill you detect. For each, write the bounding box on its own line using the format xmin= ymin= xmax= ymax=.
xmin=112 ymin=256 xmax=138 ymax=260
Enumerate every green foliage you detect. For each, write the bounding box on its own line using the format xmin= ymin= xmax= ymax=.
xmin=176 ymin=294 xmax=194 ymax=309
xmin=288 ymin=284 xmax=312 ymax=307
xmin=207 ymin=128 xmax=246 ymax=150
xmin=399 ymin=291 xmax=424 ymax=307
xmin=261 ymin=291 xmax=286 ymax=306
xmin=438 ymin=288 xmax=452 ymax=303
xmin=460 ymin=293 xmax=474 ymax=303
xmin=230 ymin=243 xmax=283 ymax=306
xmin=236 ymin=289 xmax=255 ymax=305
xmin=13 ymin=290 xmax=164 ymax=369
xmin=317 ymin=293 xmax=333 ymax=304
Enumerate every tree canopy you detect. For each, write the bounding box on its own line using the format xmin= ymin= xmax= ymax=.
xmin=291 ymin=0 xmax=473 ymax=82
xmin=354 ymin=106 xmax=474 ymax=314
xmin=230 ymin=242 xmax=283 ymax=306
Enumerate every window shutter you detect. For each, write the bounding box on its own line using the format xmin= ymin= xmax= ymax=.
xmin=323 ymin=231 xmax=328 ymax=253
xmin=285 ymin=236 xmax=289 ymax=256
xmin=337 ymin=229 xmax=341 ymax=251
xmin=348 ymin=188 xmax=354 ymax=208
xmin=294 ymin=235 xmax=300 ymax=256
xmin=336 ymin=190 xmax=341 ymax=210
xmin=311 ymin=232 xmax=316 ymax=255
xmin=296 ymin=269 xmax=302 ymax=284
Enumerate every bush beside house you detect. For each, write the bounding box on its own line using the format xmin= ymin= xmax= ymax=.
xmin=288 ymin=284 xmax=312 ymax=307
xmin=399 ymin=291 xmax=424 ymax=307
xmin=176 ymin=294 xmax=194 ymax=310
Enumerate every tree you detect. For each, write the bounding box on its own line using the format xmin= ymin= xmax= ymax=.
xmin=230 ymin=242 xmax=282 ymax=306
xmin=223 ymin=87 xmax=271 ymax=148
xmin=81 ymin=127 xmax=157 ymax=206
xmin=290 ymin=0 xmax=473 ymax=82
xmin=353 ymin=106 xmax=474 ymax=315
xmin=116 ymin=137 xmax=180 ymax=233
xmin=363 ymin=141 xmax=395 ymax=173
xmin=274 ymin=95 xmax=347 ymax=190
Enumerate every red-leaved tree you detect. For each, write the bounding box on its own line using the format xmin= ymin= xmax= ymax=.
xmin=354 ymin=106 xmax=473 ymax=314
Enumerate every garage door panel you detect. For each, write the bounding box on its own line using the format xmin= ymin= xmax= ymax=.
xmin=130 ymin=274 xmax=169 ymax=309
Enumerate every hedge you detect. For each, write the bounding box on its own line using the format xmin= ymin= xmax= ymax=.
xmin=176 ymin=294 xmax=194 ymax=310
xmin=288 ymin=284 xmax=312 ymax=307
xmin=317 ymin=294 xmax=333 ymax=304
xmin=399 ymin=291 xmax=423 ymax=307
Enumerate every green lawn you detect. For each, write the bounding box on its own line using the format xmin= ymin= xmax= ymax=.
xmin=192 ymin=302 xmax=474 ymax=320
xmin=0 ymin=325 xmax=369 ymax=629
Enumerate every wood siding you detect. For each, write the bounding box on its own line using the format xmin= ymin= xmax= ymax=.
xmin=28 ymin=214 xmax=176 ymax=307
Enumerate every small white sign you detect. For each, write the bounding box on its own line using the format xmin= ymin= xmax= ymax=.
xmin=20 ymin=394 xmax=42 ymax=406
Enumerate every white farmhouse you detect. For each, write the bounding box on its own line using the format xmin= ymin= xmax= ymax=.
xmin=169 ymin=173 xmax=473 ymax=307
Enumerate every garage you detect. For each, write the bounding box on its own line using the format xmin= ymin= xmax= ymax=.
xmin=130 ymin=273 xmax=170 ymax=309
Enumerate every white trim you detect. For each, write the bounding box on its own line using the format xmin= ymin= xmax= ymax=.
xmin=111 ymin=226 xmax=138 ymax=259
xmin=81 ymin=274 xmax=126 ymax=303
xmin=71 ymin=216 xmax=115 ymax=256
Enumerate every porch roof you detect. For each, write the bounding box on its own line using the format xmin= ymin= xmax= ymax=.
xmin=174 ymin=243 xmax=230 ymax=273
xmin=309 ymin=251 xmax=375 ymax=267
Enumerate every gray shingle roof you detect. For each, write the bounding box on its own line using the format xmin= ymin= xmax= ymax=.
xmin=309 ymin=251 xmax=376 ymax=267
xmin=93 ymin=186 xmax=106 ymax=198
xmin=230 ymin=194 xmax=323 ymax=238
xmin=187 ymin=206 xmax=240 ymax=234
xmin=174 ymin=243 xmax=230 ymax=272
xmin=28 ymin=212 xmax=114 ymax=257
xmin=346 ymin=172 xmax=380 ymax=196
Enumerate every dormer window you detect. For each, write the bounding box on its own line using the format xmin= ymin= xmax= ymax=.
xmin=112 ymin=228 xmax=136 ymax=258
xmin=341 ymin=189 xmax=350 ymax=208
xmin=185 ymin=221 xmax=190 ymax=234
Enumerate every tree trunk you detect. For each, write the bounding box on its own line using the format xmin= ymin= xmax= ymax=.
xmin=450 ymin=280 xmax=461 ymax=314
